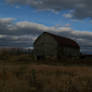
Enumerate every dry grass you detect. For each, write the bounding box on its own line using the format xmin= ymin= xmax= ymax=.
xmin=0 ymin=53 xmax=92 ymax=92
xmin=0 ymin=63 xmax=92 ymax=92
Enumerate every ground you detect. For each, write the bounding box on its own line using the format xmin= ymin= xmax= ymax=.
xmin=0 ymin=54 xmax=92 ymax=92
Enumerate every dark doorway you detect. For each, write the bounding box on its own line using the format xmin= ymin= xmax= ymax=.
xmin=37 ymin=56 xmax=45 ymax=60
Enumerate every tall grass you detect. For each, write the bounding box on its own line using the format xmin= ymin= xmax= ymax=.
xmin=0 ymin=64 xmax=92 ymax=92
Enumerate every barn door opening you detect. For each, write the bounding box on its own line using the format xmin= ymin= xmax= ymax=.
xmin=37 ymin=55 xmax=45 ymax=60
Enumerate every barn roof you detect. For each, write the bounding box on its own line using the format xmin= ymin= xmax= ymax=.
xmin=43 ymin=32 xmax=80 ymax=48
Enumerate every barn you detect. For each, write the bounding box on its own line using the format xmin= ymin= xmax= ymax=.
xmin=33 ymin=32 xmax=80 ymax=60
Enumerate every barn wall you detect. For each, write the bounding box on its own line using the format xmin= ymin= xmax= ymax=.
xmin=57 ymin=46 xmax=80 ymax=58
xmin=33 ymin=34 xmax=58 ymax=59
xmin=63 ymin=47 xmax=80 ymax=57
xmin=57 ymin=46 xmax=64 ymax=58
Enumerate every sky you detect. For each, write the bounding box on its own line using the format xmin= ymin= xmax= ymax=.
xmin=0 ymin=0 xmax=92 ymax=54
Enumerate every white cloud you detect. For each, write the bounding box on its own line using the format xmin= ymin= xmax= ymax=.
xmin=65 ymin=24 xmax=71 ymax=27
xmin=15 ymin=6 xmax=20 ymax=8
xmin=63 ymin=13 xmax=73 ymax=19
xmin=0 ymin=18 xmax=15 ymax=23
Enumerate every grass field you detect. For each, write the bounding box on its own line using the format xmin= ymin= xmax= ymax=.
xmin=0 ymin=63 xmax=92 ymax=92
xmin=0 ymin=54 xmax=92 ymax=92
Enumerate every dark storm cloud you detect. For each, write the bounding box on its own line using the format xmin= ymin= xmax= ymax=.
xmin=6 ymin=0 xmax=92 ymax=19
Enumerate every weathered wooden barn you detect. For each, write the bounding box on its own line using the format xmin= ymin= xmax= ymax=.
xmin=33 ymin=32 xmax=80 ymax=59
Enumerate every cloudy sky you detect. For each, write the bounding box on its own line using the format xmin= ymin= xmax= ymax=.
xmin=0 ymin=0 xmax=92 ymax=54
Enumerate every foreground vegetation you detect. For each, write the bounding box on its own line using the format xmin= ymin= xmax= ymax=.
xmin=0 ymin=52 xmax=92 ymax=92
xmin=0 ymin=63 xmax=92 ymax=92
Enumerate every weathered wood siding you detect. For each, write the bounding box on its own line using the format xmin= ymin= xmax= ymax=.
xmin=58 ymin=46 xmax=80 ymax=57
xmin=33 ymin=33 xmax=58 ymax=58
xmin=63 ymin=47 xmax=80 ymax=56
